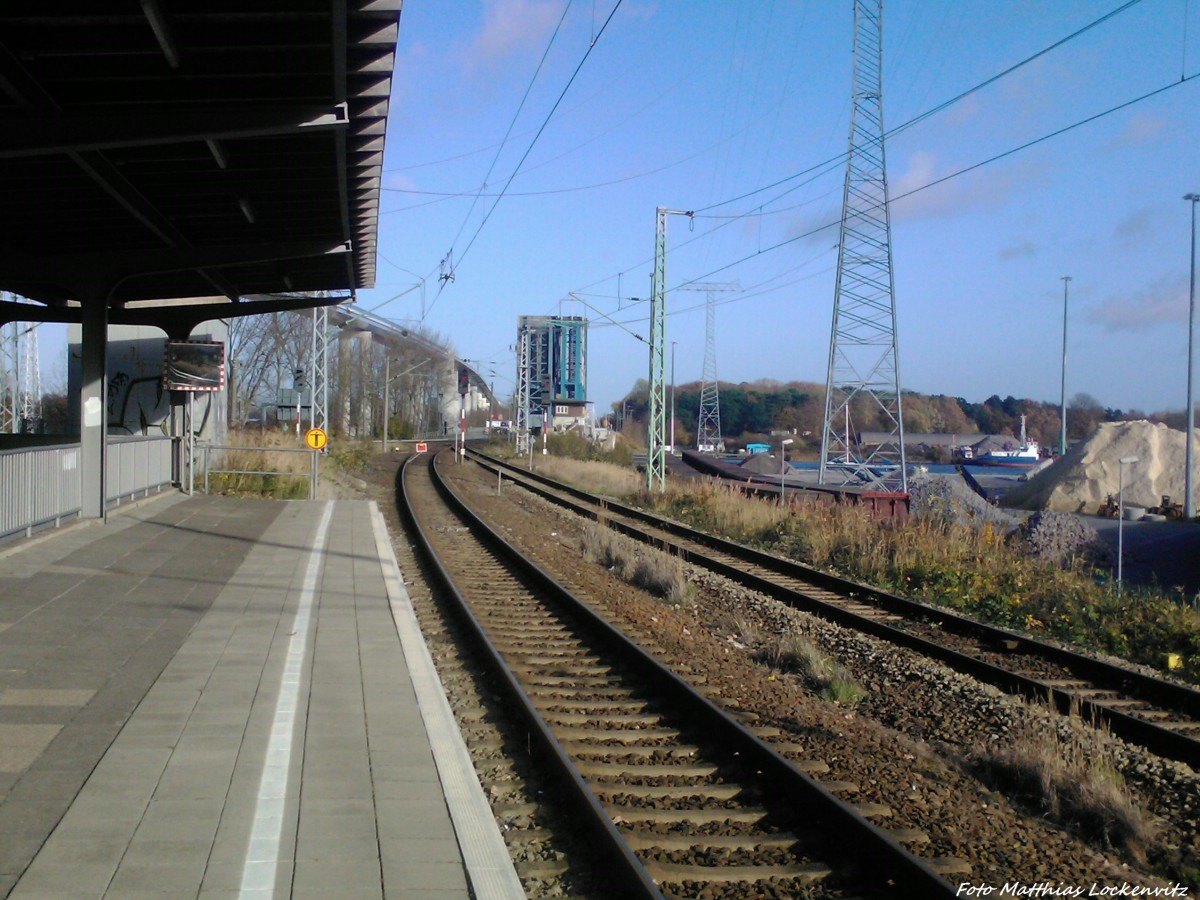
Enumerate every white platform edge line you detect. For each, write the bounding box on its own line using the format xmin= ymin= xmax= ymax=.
xmin=239 ymin=500 xmax=334 ymax=899
xmin=368 ymin=501 xmax=525 ymax=900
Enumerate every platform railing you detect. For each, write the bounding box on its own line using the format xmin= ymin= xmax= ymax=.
xmin=198 ymin=444 xmax=320 ymax=499
xmin=108 ymin=436 xmax=177 ymax=507
xmin=0 ymin=436 xmax=177 ymax=541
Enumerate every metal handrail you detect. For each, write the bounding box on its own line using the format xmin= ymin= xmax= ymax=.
xmin=1 ymin=436 xmax=175 ymax=541
xmin=199 ymin=443 xmax=319 ymax=499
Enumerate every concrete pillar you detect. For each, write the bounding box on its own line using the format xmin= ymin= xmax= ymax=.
xmin=80 ymin=298 xmax=108 ymax=519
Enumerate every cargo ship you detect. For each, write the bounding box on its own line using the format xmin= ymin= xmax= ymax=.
xmin=966 ymin=416 xmax=1041 ymax=467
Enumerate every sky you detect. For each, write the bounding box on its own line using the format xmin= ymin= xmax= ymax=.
xmin=294 ymin=2 xmax=1200 ymax=417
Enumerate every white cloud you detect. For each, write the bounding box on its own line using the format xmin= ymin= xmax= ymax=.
xmin=382 ymin=172 xmax=418 ymax=192
xmin=1087 ymin=275 xmax=1188 ymax=331
xmin=888 ymin=150 xmax=1043 ymax=222
xmin=466 ymin=0 xmax=563 ymax=72
xmin=1106 ymin=112 xmax=1168 ymax=150
xmin=1113 ymin=208 xmax=1155 ymax=245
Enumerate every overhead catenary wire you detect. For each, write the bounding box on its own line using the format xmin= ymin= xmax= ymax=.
xmin=559 ymin=0 xmax=1154 ymax=304
xmin=441 ymin=1 xmax=574 ymax=264
xmin=383 ymin=0 xmax=1144 ymax=227
xmin=424 ymin=0 xmax=626 ymax=321
xmin=694 ymin=0 xmax=1148 ymax=216
xmin=591 ymin=69 xmax=1200 ymax=332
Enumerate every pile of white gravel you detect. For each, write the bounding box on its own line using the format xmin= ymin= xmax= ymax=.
xmin=1006 ymin=420 xmax=1198 ymax=514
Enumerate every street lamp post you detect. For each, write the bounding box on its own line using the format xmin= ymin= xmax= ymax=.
xmin=1117 ymin=454 xmax=1139 ymax=588
xmin=1060 ymin=275 xmax=1071 ymax=458
xmin=1185 ymin=194 xmax=1199 ymax=519
xmin=781 ymin=438 xmax=794 ymax=503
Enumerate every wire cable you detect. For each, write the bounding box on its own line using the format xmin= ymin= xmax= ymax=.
xmin=442 ymin=1 xmax=573 ymax=260
xmin=693 ymin=0 xmax=1148 ymax=216
xmin=594 ymin=70 xmax=1200 ymax=328
xmin=425 ymin=0 xmax=625 ymax=320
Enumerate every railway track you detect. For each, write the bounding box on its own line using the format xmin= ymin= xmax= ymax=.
xmin=402 ymin=449 xmax=960 ymax=898
xmin=466 ymin=447 xmax=1200 ymax=770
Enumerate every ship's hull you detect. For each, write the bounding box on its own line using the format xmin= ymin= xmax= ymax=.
xmin=969 ymin=455 xmax=1040 ymax=468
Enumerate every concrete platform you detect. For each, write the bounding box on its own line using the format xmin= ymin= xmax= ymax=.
xmin=0 ymin=494 xmax=522 ymax=899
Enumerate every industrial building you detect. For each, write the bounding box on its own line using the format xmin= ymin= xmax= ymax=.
xmin=514 ymin=316 xmax=588 ymax=443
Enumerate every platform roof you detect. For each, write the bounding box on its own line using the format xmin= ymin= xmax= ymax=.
xmin=0 ymin=2 xmax=399 ymax=325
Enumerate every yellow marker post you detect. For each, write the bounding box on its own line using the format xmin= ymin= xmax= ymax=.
xmin=305 ymin=427 xmax=328 ymax=451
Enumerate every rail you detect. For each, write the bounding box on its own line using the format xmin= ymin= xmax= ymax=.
xmin=467 ymin=447 xmax=1200 ymax=769
xmin=404 ymin=449 xmax=958 ymax=897
xmin=0 ymin=436 xmax=176 ymax=542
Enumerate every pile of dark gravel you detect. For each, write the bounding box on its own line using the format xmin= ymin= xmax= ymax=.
xmin=1014 ymin=510 xmax=1112 ymax=567
xmin=907 ymin=474 xmax=1022 ymax=532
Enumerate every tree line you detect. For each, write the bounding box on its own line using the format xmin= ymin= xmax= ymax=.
xmin=611 ymin=378 xmax=1178 ymax=453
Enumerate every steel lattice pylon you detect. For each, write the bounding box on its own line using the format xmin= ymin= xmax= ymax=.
xmin=647 ymin=209 xmax=670 ymax=492
xmin=647 ymin=208 xmax=692 ymax=492
xmin=311 ymin=305 xmax=329 ymax=433
xmin=18 ymin=320 xmax=41 ymax=434
xmin=1 ymin=311 xmax=17 ymax=434
xmin=681 ymin=282 xmax=736 ymax=452
xmin=515 ymin=327 xmax=532 ymax=454
xmin=819 ymin=0 xmax=906 ymax=493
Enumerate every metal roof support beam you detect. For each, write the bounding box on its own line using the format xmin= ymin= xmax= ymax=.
xmin=0 ymin=104 xmax=349 ymax=159
xmin=1 ymin=240 xmax=352 ymax=305
xmin=139 ymin=0 xmax=181 ymax=69
xmin=0 ymin=293 xmax=349 ymax=335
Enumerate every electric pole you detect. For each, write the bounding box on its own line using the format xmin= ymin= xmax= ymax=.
xmin=679 ymin=282 xmax=736 ymax=452
xmin=647 ymin=207 xmax=693 ymax=492
xmin=820 ymin=0 xmax=906 ymax=493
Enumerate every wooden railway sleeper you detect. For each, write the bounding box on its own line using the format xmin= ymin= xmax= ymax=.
xmin=590 ymin=781 xmax=747 ymax=802
xmin=644 ymin=859 xmax=834 ymax=887
xmin=423 ymin=452 xmax=962 ymax=896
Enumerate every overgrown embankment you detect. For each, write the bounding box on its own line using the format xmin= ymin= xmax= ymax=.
xmin=528 ymin=452 xmax=1200 ymax=684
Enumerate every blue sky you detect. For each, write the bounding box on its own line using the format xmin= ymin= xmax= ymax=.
xmin=369 ymin=0 xmax=1199 ymax=417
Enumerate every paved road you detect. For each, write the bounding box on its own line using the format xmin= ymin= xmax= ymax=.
xmin=1088 ymin=516 xmax=1200 ymax=599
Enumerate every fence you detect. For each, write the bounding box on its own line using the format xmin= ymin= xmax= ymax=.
xmin=0 ymin=436 xmax=177 ymax=541
xmin=198 ymin=444 xmax=320 ymax=499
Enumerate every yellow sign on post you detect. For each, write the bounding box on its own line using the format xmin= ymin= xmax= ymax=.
xmin=305 ymin=427 xmax=328 ymax=451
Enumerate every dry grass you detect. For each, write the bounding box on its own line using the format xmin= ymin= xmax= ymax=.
xmin=715 ymin=610 xmax=765 ymax=648
xmin=645 ymin=477 xmax=1200 ymax=683
xmin=968 ymin=697 xmax=1153 ymax=858
xmin=653 ymin=479 xmax=790 ymax=540
xmin=580 ymin=520 xmax=688 ymax=604
xmin=758 ymin=629 xmax=866 ymax=706
xmin=525 ymin=456 xmax=1200 ymax=681
xmin=207 ymin=428 xmax=315 ymax=498
xmin=535 ymin=456 xmax=642 ymax=498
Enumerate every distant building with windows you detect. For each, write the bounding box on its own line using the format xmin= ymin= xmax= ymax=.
xmin=515 ymin=315 xmax=588 ymax=434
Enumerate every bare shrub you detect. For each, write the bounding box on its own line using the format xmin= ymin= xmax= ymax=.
xmin=758 ymin=629 xmax=866 ymax=706
xmin=580 ymin=521 xmax=688 ymax=604
xmin=968 ymin=698 xmax=1153 ymax=858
